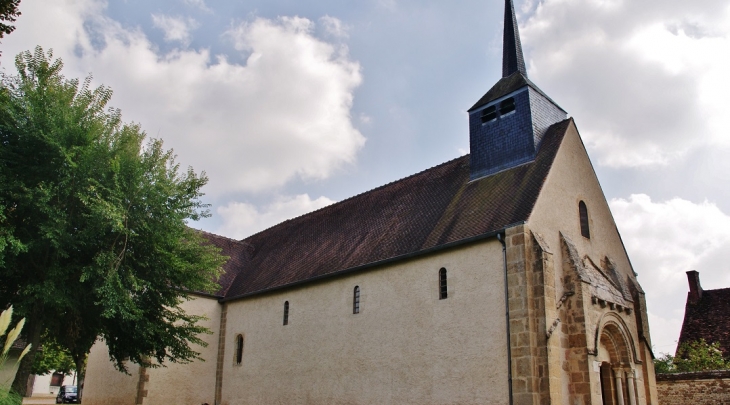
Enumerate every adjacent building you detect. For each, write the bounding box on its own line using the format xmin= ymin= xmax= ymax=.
xmin=677 ymin=270 xmax=730 ymax=357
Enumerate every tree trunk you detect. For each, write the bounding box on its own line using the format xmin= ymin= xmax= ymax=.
xmin=75 ymin=355 xmax=86 ymax=402
xmin=10 ymin=310 xmax=43 ymax=397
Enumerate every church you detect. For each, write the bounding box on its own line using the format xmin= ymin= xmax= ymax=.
xmin=83 ymin=1 xmax=659 ymax=404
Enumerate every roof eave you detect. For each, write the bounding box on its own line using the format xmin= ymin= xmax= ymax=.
xmin=220 ymin=226 xmax=520 ymax=303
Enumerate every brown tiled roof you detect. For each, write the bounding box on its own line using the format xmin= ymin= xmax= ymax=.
xmin=677 ymin=287 xmax=730 ymax=357
xmin=197 ymin=231 xmax=251 ymax=297
xmin=207 ymin=119 xmax=572 ymax=300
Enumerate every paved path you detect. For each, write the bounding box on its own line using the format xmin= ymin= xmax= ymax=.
xmin=22 ymin=395 xmax=56 ymax=404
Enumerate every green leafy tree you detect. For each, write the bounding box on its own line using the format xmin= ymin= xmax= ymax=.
xmin=0 ymin=47 xmax=226 ymax=397
xmin=0 ymin=0 xmax=20 ymax=40
xmin=31 ymin=335 xmax=75 ymax=376
xmin=674 ymin=339 xmax=730 ymax=372
xmin=0 ymin=0 xmax=20 ymax=59
xmin=653 ymin=353 xmax=676 ymax=374
xmin=654 ymin=340 xmax=730 ymax=374
xmin=0 ymin=0 xmax=21 ymax=265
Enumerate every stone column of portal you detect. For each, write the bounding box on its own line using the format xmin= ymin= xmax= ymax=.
xmin=613 ymin=369 xmax=625 ymax=405
xmin=626 ymin=369 xmax=637 ymax=405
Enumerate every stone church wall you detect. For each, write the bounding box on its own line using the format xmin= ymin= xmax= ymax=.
xmin=656 ymin=371 xmax=730 ymax=405
xmin=83 ymin=296 xmax=221 ymax=405
xmin=220 ymin=240 xmax=509 ymax=405
xmin=83 ymin=344 xmax=140 ymax=405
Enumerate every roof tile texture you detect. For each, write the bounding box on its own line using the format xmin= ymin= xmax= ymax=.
xmin=206 ymin=119 xmax=573 ymax=299
xmin=198 ymin=231 xmax=251 ymax=297
xmin=677 ymin=287 xmax=730 ymax=357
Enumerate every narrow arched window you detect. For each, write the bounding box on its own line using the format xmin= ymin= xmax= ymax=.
xmin=439 ymin=268 xmax=448 ymax=300
xmin=500 ymin=97 xmax=516 ymax=115
xmin=353 ymin=286 xmax=360 ymax=314
xmin=235 ymin=334 xmax=244 ymax=365
xmin=579 ymin=201 xmax=590 ymax=239
xmin=283 ymin=301 xmax=289 ymax=325
xmin=481 ymin=105 xmax=497 ymax=123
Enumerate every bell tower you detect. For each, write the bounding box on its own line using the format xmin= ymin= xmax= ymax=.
xmin=468 ymin=0 xmax=567 ymax=180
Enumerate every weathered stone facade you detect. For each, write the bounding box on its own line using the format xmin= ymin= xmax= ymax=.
xmin=503 ymin=223 xmax=657 ymax=405
xmin=656 ymin=370 xmax=730 ymax=405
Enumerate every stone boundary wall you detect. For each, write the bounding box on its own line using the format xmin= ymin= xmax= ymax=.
xmin=656 ymin=370 xmax=730 ymax=405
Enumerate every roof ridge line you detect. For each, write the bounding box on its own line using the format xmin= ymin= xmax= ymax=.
xmin=240 ymin=154 xmax=470 ymax=241
xmin=196 ymin=228 xmax=250 ymax=245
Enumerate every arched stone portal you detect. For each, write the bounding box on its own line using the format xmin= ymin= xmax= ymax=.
xmin=597 ymin=321 xmax=637 ymax=405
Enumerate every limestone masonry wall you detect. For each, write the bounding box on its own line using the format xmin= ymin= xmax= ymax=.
xmin=656 ymin=370 xmax=730 ymax=405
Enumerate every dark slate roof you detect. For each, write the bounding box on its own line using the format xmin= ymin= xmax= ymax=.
xmin=468 ymin=72 xmax=566 ymax=113
xmin=677 ymin=287 xmax=730 ymax=357
xmin=204 ymin=118 xmax=573 ymax=300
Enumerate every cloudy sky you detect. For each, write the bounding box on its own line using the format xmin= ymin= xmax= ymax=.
xmin=3 ymin=0 xmax=729 ymax=356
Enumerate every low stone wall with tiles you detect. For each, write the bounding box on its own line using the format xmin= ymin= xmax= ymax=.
xmin=656 ymin=370 xmax=730 ymax=405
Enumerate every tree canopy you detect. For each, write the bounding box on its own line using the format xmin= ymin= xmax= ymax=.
xmin=0 ymin=0 xmax=20 ymax=40
xmin=654 ymin=339 xmax=730 ymax=373
xmin=0 ymin=47 xmax=226 ymax=396
xmin=30 ymin=335 xmax=75 ymax=376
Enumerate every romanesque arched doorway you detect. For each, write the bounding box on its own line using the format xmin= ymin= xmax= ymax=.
xmin=597 ymin=322 xmax=638 ymax=405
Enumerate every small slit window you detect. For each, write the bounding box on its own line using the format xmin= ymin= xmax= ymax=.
xmin=439 ymin=268 xmax=448 ymax=300
xmin=500 ymin=97 xmax=516 ymax=115
xmin=353 ymin=286 xmax=360 ymax=314
xmin=481 ymin=105 xmax=497 ymax=123
xmin=235 ymin=334 xmax=244 ymax=365
xmin=579 ymin=201 xmax=590 ymax=239
xmin=283 ymin=301 xmax=289 ymax=325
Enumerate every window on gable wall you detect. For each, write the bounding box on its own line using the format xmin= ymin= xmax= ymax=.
xmin=579 ymin=201 xmax=590 ymax=239
xmin=283 ymin=301 xmax=289 ymax=325
xmin=235 ymin=334 xmax=244 ymax=365
xmin=353 ymin=286 xmax=360 ymax=314
xmin=439 ymin=268 xmax=448 ymax=300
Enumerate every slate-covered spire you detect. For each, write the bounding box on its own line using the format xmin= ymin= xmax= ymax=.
xmin=467 ymin=0 xmax=566 ymax=180
xmin=502 ymin=0 xmax=527 ymax=78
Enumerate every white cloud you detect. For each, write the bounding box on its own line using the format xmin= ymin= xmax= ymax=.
xmin=319 ymin=15 xmax=350 ymax=39
xmin=377 ymin=0 xmax=397 ymax=12
xmin=217 ymin=194 xmax=336 ymax=239
xmin=151 ymin=14 xmax=198 ymax=44
xmin=522 ymin=0 xmax=730 ymax=168
xmin=610 ymin=194 xmax=730 ymax=353
xmin=358 ymin=112 xmax=372 ymax=125
xmin=2 ymin=1 xmax=365 ymax=196
xmin=183 ymin=0 xmax=211 ymax=14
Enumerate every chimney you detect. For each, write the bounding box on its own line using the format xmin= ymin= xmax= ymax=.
xmin=686 ymin=270 xmax=703 ymax=304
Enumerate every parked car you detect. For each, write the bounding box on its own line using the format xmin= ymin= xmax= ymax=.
xmin=56 ymin=385 xmax=78 ymax=404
